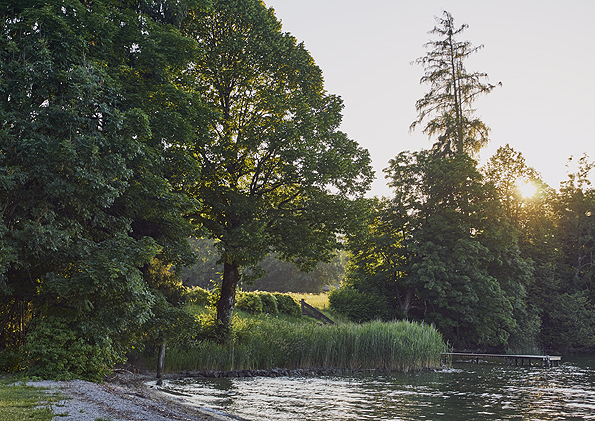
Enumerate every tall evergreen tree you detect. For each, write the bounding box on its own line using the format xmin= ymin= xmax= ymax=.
xmin=411 ymin=11 xmax=498 ymax=155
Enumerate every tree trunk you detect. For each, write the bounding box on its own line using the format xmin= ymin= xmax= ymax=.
xmin=156 ymin=341 xmax=166 ymax=385
xmin=397 ymin=286 xmax=415 ymax=318
xmin=216 ymin=262 xmax=241 ymax=340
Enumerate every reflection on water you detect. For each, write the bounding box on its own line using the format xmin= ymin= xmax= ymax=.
xmin=157 ymin=356 xmax=595 ymax=420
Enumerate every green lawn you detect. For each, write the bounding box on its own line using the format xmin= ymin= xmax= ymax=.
xmin=0 ymin=377 xmax=66 ymax=421
xmin=288 ymin=292 xmax=330 ymax=310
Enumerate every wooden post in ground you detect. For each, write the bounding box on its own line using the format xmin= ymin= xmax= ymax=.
xmin=156 ymin=342 xmax=166 ymax=386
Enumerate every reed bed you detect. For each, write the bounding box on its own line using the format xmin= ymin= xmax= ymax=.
xmin=163 ymin=318 xmax=446 ymax=373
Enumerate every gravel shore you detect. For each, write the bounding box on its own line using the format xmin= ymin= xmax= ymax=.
xmin=26 ymin=373 xmax=239 ymax=421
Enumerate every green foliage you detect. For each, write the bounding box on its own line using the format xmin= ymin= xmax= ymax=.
xmin=141 ymin=295 xmax=202 ymax=345
xmin=556 ymin=155 xmax=595 ymax=293
xmin=482 ymin=144 xmax=545 ymax=227
xmin=236 ymin=292 xmax=263 ymax=315
xmin=542 ymin=292 xmax=595 ymax=350
xmin=184 ymin=286 xmax=211 ymax=306
xmin=328 ymin=287 xmax=394 ymax=323
xmin=273 ymin=293 xmax=301 ymax=317
xmin=350 ymin=150 xmax=532 ymax=348
xmin=144 ymin=258 xmax=188 ymax=306
xmin=182 ymin=0 xmax=373 ymax=331
xmin=22 ymin=315 xmax=121 ymax=382
xmin=0 ymin=348 xmax=21 ymax=373
xmin=0 ymin=0 xmax=208 ymax=374
xmin=258 ymin=292 xmax=278 ymax=315
xmin=235 ymin=291 xmax=299 ymax=316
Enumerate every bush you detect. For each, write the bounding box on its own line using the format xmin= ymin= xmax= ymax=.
xmin=0 ymin=348 xmax=22 ymax=373
xmin=273 ymin=293 xmax=301 ymax=317
xmin=183 ymin=286 xmax=211 ymax=306
xmin=236 ymin=292 xmax=263 ymax=314
xmin=22 ymin=315 xmax=121 ymax=382
xmin=329 ymin=287 xmax=394 ymax=323
xmin=258 ymin=292 xmax=278 ymax=314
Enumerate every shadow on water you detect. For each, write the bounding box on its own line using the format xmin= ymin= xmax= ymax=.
xmin=157 ymin=355 xmax=595 ymax=421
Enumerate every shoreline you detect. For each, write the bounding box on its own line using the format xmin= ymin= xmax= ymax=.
xmin=23 ymin=365 xmax=441 ymax=420
xmin=24 ymin=373 xmax=237 ymax=421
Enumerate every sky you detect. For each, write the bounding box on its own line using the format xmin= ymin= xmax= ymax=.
xmin=266 ymin=0 xmax=595 ymax=197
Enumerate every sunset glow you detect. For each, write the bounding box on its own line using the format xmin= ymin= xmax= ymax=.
xmin=518 ymin=181 xmax=537 ymax=198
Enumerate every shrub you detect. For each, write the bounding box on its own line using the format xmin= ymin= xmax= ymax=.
xmin=0 ymin=348 xmax=22 ymax=373
xmin=22 ymin=315 xmax=121 ymax=382
xmin=273 ymin=293 xmax=301 ymax=317
xmin=183 ymin=286 xmax=211 ymax=306
xmin=258 ymin=292 xmax=278 ymax=314
xmin=329 ymin=287 xmax=394 ymax=323
xmin=236 ymin=292 xmax=263 ymax=314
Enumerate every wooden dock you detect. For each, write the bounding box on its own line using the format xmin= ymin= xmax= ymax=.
xmin=442 ymin=352 xmax=561 ymax=368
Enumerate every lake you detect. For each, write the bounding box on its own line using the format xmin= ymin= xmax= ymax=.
xmin=156 ymin=355 xmax=595 ymax=420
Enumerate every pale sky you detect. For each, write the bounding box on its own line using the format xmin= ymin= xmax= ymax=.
xmin=267 ymin=0 xmax=595 ymax=197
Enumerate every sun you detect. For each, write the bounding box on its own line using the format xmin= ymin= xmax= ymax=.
xmin=518 ymin=181 xmax=537 ymax=198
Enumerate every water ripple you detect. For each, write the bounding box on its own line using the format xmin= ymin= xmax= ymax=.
xmin=162 ymin=356 xmax=595 ymax=420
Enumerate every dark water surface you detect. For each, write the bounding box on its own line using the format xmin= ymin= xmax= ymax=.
xmin=158 ymin=356 xmax=595 ymax=420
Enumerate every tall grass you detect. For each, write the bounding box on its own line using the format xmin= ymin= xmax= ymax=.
xmin=163 ymin=317 xmax=446 ymax=373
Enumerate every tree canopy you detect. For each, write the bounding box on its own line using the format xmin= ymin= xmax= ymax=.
xmin=182 ymin=0 xmax=373 ymax=333
xmin=0 ymin=0 xmax=208 ymax=378
xmin=384 ymin=151 xmax=529 ymax=347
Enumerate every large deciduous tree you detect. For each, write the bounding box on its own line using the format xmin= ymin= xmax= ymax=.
xmin=183 ymin=0 xmax=373 ymax=335
xmin=342 ymin=151 xmax=531 ymax=347
xmin=0 ymin=0 xmax=207 ymax=378
xmin=388 ymin=151 xmax=532 ymax=347
xmin=411 ymin=10 xmax=497 ymax=156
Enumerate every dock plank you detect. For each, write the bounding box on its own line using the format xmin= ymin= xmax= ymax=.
xmin=442 ymin=353 xmax=561 ymax=368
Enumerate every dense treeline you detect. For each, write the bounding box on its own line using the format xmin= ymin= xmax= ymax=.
xmin=0 ymin=0 xmax=210 ymax=378
xmin=332 ymin=147 xmax=595 ymax=352
xmin=1 ymin=0 xmax=589 ymax=381
xmin=0 ymin=0 xmax=372 ymax=379
xmin=330 ymin=12 xmax=595 ymax=353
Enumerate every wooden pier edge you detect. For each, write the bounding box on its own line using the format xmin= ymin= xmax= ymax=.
xmin=441 ymin=352 xmax=562 ymax=368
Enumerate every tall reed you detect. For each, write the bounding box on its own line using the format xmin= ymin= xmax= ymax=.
xmin=164 ymin=317 xmax=446 ymax=373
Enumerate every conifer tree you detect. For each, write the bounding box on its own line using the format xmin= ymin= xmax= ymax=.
xmin=411 ymin=11 xmax=498 ymax=155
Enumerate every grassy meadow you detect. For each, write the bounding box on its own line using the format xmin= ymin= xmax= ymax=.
xmin=288 ymin=292 xmax=330 ymax=309
xmin=159 ymin=292 xmax=447 ymax=374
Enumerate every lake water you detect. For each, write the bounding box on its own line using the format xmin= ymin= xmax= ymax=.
xmin=156 ymin=355 xmax=595 ymax=420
